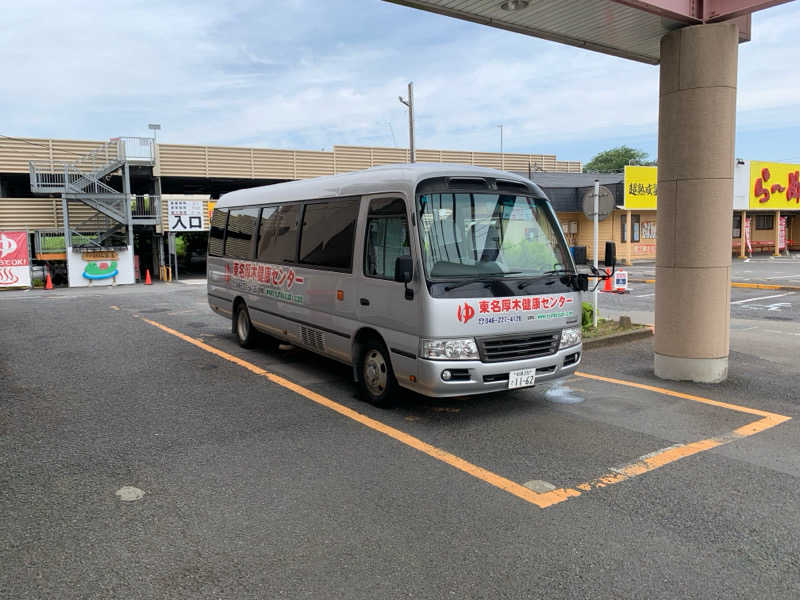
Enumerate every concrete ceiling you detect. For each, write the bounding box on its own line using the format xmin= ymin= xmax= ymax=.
xmin=384 ymin=0 xmax=793 ymax=64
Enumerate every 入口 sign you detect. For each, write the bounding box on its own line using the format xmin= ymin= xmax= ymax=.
xmin=168 ymin=200 xmax=205 ymax=232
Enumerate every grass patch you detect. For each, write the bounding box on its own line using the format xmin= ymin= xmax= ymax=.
xmin=39 ymin=234 xmax=100 ymax=251
xmin=583 ymin=318 xmax=648 ymax=340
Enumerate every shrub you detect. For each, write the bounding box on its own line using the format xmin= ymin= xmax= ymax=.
xmin=582 ymin=301 xmax=594 ymax=328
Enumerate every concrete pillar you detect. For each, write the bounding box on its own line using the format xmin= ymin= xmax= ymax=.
xmin=773 ymin=210 xmax=781 ymax=256
xmin=654 ymin=23 xmax=738 ymax=384
xmin=739 ymin=210 xmax=747 ymax=259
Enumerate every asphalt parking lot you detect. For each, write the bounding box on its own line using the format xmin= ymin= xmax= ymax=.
xmin=624 ymin=255 xmax=800 ymax=287
xmin=2 ymin=282 xmax=800 ymax=599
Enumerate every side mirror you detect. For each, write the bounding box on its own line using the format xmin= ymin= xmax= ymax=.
xmin=576 ymin=273 xmax=589 ymax=292
xmin=604 ymin=241 xmax=616 ymax=268
xmin=394 ymin=255 xmax=413 ymax=283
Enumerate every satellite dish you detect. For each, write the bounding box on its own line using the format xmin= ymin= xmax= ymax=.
xmin=582 ymin=186 xmax=614 ymax=221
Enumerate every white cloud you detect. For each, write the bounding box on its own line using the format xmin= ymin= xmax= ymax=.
xmin=0 ymin=0 xmax=798 ymax=164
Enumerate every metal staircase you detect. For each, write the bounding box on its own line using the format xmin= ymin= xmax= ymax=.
xmin=29 ymin=137 xmax=158 ymax=251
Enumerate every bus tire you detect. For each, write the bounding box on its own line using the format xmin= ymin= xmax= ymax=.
xmin=234 ymin=303 xmax=258 ymax=349
xmin=358 ymin=339 xmax=397 ymax=408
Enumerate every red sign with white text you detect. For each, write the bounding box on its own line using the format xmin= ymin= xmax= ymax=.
xmin=0 ymin=231 xmax=31 ymax=288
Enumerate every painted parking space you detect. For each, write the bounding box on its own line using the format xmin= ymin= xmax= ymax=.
xmin=5 ymin=285 xmax=800 ymax=598
xmin=137 ymin=312 xmax=791 ymax=511
xmin=599 ymin=282 xmax=800 ymax=322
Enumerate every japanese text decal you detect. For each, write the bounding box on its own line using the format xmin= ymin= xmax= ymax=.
xmin=225 ymin=260 xmax=305 ymax=304
xmin=456 ymin=295 xmax=575 ymax=325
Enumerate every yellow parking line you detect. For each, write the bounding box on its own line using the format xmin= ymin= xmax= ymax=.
xmin=574 ymin=371 xmax=785 ymax=419
xmin=138 ymin=317 xmax=791 ymax=510
xmin=630 ymin=279 xmax=800 ymax=291
xmin=531 ymin=372 xmax=793 ymax=507
xmin=140 ymin=317 xmax=557 ymax=508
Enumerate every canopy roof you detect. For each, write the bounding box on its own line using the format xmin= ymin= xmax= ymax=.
xmin=385 ymin=0 xmax=791 ymax=64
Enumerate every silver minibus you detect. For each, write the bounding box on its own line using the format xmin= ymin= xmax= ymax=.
xmin=207 ymin=163 xmax=608 ymax=407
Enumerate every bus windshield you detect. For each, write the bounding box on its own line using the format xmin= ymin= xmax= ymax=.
xmin=417 ymin=192 xmax=572 ymax=280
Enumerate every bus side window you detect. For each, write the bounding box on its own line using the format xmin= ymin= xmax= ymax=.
xmin=208 ymin=208 xmax=228 ymax=257
xmin=364 ymin=198 xmax=410 ymax=280
xmin=257 ymin=204 xmax=300 ymax=263
xmin=225 ymin=207 xmax=259 ymax=259
xmin=299 ymin=198 xmax=360 ymax=270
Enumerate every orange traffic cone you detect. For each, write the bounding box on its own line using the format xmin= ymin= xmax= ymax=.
xmin=45 ymin=273 xmax=53 ymax=290
xmin=603 ymin=268 xmax=613 ymax=292
xmin=144 ymin=269 xmax=152 ymax=285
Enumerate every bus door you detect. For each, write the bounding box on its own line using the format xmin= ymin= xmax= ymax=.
xmin=357 ymin=196 xmax=418 ymax=336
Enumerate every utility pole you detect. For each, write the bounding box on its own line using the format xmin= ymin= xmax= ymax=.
xmin=498 ymin=124 xmax=504 ymax=169
xmin=498 ymin=124 xmax=503 ymax=155
xmin=593 ymin=179 xmax=599 ymax=328
xmin=398 ymin=82 xmax=415 ymax=162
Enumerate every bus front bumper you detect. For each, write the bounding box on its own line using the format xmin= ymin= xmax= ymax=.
xmin=411 ymin=345 xmax=582 ymax=398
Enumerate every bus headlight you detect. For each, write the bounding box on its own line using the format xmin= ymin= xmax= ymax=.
xmin=560 ymin=327 xmax=582 ymax=349
xmin=420 ymin=338 xmax=479 ymax=360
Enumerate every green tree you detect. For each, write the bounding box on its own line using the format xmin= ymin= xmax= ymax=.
xmin=583 ymin=146 xmax=650 ymax=173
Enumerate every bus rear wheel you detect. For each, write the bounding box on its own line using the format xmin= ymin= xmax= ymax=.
xmin=359 ymin=340 xmax=397 ymax=408
xmin=235 ymin=303 xmax=258 ymax=348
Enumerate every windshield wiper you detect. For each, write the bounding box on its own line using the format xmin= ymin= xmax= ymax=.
xmin=443 ymin=272 xmax=522 ymax=291
xmin=517 ymin=269 xmax=575 ymax=290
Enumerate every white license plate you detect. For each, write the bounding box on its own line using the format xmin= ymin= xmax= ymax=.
xmin=508 ymin=368 xmax=536 ymax=389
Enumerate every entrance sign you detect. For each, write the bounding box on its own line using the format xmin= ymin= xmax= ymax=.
xmin=0 ymin=231 xmax=32 ymax=288
xmin=168 ymin=200 xmax=205 ymax=232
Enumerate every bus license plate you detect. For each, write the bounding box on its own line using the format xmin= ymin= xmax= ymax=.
xmin=508 ymin=368 xmax=536 ymax=389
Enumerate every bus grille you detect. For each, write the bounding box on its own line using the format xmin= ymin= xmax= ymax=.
xmin=477 ymin=331 xmax=560 ymax=363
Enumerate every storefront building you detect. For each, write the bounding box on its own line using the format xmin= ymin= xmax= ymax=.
xmin=528 ymin=167 xmax=657 ymax=265
xmin=535 ymin=161 xmax=799 ymax=266
xmin=733 ymin=160 xmax=800 ymax=256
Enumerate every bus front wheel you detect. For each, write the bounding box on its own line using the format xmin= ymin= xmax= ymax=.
xmin=359 ymin=340 xmax=397 ymax=408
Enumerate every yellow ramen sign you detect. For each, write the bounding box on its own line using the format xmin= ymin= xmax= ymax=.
xmin=749 ymin=160 xmax=800 ymax=209
xmin=624 ymin=166 xmax=658 ymax=210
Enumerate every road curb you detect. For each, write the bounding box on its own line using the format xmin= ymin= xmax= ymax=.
xmin=583 ymin=327 xmax=654 ymax=349
xmin=729 ymin=282 xmax=800 ymax=291
xmin=629 ymin=278 xmax=800 ymax=292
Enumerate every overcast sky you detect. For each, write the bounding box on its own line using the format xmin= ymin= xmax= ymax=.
xmin=2 ymin=0 xmax=799 ymax=165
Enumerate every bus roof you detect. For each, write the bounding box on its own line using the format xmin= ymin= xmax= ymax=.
xmin=216 ymin=162 xmax=546 ymax=208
